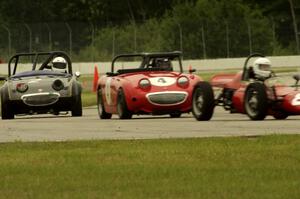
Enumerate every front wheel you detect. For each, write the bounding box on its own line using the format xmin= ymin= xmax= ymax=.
xmin=192 ymin=81 xmax=215 ymax=121
xmin=244 ymin=82 xmax=268 ymax=120
xmin=117 ymin=89 xmax=132 ymax=119
xmin=71 ymin=95 xmax=82 ymax=117
xmin=1 ymin=87 xmax=14 ymax=120
xmin=97 ymin=88 xmax=112 ymax=119
xmin=71 ymin=83 xmax=82 ymax=117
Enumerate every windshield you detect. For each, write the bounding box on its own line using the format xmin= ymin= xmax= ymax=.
xmin=8 ymin=52 xmax=72 ymax=77
xmin=265 ymin=74 xmax=298 ymax=87
xmin=144 ymin=56 xmax=181 ymax=72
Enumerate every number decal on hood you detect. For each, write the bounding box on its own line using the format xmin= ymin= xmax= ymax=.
xmin=149 ymin=77 xmax=176 ymax=86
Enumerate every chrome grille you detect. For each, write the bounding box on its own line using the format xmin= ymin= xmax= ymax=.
xmin=21 ymin=92 xmax=60 ymax=106
xmin=147 ymin=92 xmax=187 ymax=105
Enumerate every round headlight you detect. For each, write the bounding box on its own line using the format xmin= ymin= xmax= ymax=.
xmin=52 ymin=79 xmax=64 ymax=91
xmin=16 ymin=83 xmax=28 ymax=93
xmin=177 ymin=76 xmax=189 ymax=87
xmin=139 ymin=78 xmax=151 ymax=89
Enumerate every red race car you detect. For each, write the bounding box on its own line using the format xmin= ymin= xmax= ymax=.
xmin=96 ymin=52 xmax=215 ymax=120
xmin=210 ymin=53 xmax=300 ymax=120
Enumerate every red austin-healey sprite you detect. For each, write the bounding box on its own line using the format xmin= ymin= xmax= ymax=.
xmin=96 ymin=52 xmax=215 ymax=120
xmin=210 ymin=53 xmax=300 ymax=120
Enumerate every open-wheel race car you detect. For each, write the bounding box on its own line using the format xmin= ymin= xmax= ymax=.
xmin=0 ymin=51 xmax=82 ymax=119
xmin=210 ymin=53 xmax=300 ymax=120
xmin=97 ymin=51 xmax=215 ymax=120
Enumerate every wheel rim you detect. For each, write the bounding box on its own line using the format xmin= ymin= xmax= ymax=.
xmin=193 ymin=88 xmax=204 ymax=116
xmin=246 ymin=89 xmax=259 ymax=116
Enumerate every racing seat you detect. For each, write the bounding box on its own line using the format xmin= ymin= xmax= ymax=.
xmin=155 ymin=58 xmax=173 ymax=71
xmin=247 ymin=66 xmax=255 ymax=80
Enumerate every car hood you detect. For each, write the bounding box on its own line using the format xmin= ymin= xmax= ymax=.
xmin=7 ymin=76 xmax=73 ymax=100
xmin=120 ymin=71 xmax=181 ymax=80
xmin=274 ymin=86 xmax=296 ymax=97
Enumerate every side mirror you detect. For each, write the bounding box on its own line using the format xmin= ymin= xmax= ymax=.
xmin=75 ymin=71 xmax=81 ymax=78
xmin=106 ymin=72 xmax=115 ymax=76
xmin=189 ymin=68 xmax=196 ymax=73
xmin=293 ymin=74 xmax=300 ymax=90
xmin=293 ymin=74 xmax=300 ymax=82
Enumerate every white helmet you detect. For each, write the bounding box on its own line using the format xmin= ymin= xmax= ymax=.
xmin=253 ymin=57 xmax=272 ymax=79
xmin=52 ymin=57 xmax=67 ymax=70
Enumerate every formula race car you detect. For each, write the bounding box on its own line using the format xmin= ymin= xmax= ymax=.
xmin=97 ymin=51 xmax=215 ymax=120
xmin=0 ymin=51 xmax=82 ymax=119
xmin=211 ymin=53 xmax=300 ymax=120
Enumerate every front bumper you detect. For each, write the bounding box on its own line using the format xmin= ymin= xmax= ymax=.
xmin=21 ymin=92 xmax=60 ymax=106
xmin=146 ymin=91 xmax=188 ymax=106
xmin=10 ymin=96 xmax=74 ymax=114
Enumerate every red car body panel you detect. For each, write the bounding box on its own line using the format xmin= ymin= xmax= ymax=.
xmin=211 ymin=72 xmax=242 ymax=89
xmin=98 ymin=71 xmax=201 ymax=115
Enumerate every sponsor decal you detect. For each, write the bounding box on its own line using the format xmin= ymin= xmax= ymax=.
xmin=292 ymin=93 xmax=300 ymax=106
xmin=149 ymin=77 xmax=176 ymax=86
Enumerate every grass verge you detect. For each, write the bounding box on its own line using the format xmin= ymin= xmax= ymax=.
xmin=0 ymin=135 xmax=299 ymax=199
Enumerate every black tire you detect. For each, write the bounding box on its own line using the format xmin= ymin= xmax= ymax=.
xmin=117 ymin=89 xmax=132 ymax=119
xmin=71 ymin=95 xmax=82 ymax=117
xmin=273 ymin=111 xmax=288 ymax=120
xmin=71 ymin=83 xmax=82 ymax=117
xmin=170 ymin=112 xmax=182 ymax=118
xmin=244 ymin=82 xmax=268 ymax=120
xmin=192 ymin=81 xmax=215 ymax=121
xmin=97 ymin=88 xmax=112 ymax=119
xmin=1 ymin=87 xmax=14 ymax=120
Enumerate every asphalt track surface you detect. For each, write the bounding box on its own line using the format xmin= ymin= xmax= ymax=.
xmin=1 ymin=107 xmax=300 ymax=143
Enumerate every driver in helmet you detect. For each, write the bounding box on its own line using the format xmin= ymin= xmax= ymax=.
xmin=155 ymin=58 xmax=173 ymax=71
xmin=52 ymin=56 xmax=67 ymax=73
xmin=252 ymin=57 xmax=272 ymax=80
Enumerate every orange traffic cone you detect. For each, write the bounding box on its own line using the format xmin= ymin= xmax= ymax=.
xmin=93 ymin=65 xmax=99 ymax=92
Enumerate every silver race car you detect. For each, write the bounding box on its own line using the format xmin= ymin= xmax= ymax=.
xmin=0 ymin=51 xmax=82 ymax=119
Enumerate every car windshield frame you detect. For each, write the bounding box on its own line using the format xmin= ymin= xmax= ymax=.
xmin=7 ymin=51 xmax=72 ymax=77
xmin=111 ymin=51 xmax=183 ymax=74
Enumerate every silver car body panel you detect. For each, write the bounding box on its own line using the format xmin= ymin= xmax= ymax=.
xmin=7 ymin=75 xmax=74 ymax=102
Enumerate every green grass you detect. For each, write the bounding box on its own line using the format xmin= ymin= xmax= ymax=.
xmin=0 ymin=135 xmax=299 ymax=199
xmin=82 ymin=90 xmax=97 ymax=107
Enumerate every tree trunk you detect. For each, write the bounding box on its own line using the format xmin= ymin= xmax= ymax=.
xmin=288 ymin=0 xmax=299 ymax=54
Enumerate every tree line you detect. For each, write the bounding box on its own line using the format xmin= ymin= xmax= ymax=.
xmin=0 ymin=0 xmax=298 ymax=61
